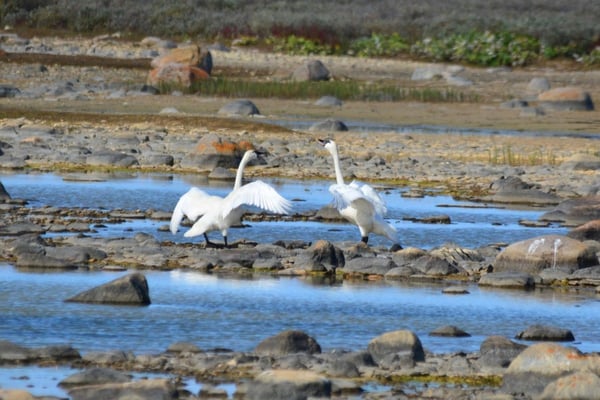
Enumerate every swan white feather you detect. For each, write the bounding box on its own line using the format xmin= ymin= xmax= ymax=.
xmin=170 ymin=150 xmax=292 ymax=246
xmin=319 ymin=138 xmax=397 ymax=244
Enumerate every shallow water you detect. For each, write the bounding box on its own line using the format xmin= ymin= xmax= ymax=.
xmin=0 ymin=172 xmax=567 ymax=249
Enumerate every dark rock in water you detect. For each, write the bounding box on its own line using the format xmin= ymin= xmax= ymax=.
xmin=255 ymin=330 xmax=321 ymax=356
xmin=309 ymin=119 xmax=348 ymax=132
xmin=32 ymin=344 xmax=80 ymax=362
xmin=412 ymin=254 xmax=458 ymax=276
xmin=479 ymin=335 xmax=526 ymax=368
xmin=493 ymin=234 xmax=597 ymax=274
xmin=66 ymin=378 xmax=178 ymax=400
xmin=341 ymin=257 xmax=396 ymax=276
xmin=516 ymin=324 xmax=575 ymax=342
xmin=295 ymin=240 xmax=344 ymax=272
xmin=0 ymin=340 xmax=32 ymax=362
xmin=60 ymin=367 xmax=132 ymax=387
xmin=429 ymin=325 xmax=471 ymax=337
xmin=218 ymin=99 xmax=260 ymax=116
xmin=66 ymin=272 xmax=151 ymax=305
xmin=245 ymin=369 xmax=331 ymax=400
xmin=367 ymin=330 xmax=425 ymax=368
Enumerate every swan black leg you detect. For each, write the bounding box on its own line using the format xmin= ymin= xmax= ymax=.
xmin=224 ymin=236 xmax=229 ymax=248
xmin=361 ymin=236 xmax=368 ymax=244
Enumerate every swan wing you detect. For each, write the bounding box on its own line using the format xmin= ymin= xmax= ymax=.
xmin=329 ymin=183 xmax=376 ymax=216
xmin=170 ymin=187 xmax=218 ymax=234
xmin=221 ymin=180 xmax=292 ymax=217
xmin=350 ymin=180 xmax=388 ymax=216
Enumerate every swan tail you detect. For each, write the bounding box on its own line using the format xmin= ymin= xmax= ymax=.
xmin=184 ymin=216 xmax=210 ymax=238
xmin=169 ymin=200 xmax=186 ymax=234
xmin=170 ymin=187 xmax=212 ymax=235
xmin=375 ymin=217 xmax=398 ymax=242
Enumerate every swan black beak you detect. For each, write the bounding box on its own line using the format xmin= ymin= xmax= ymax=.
xmin=317 ymin=138 xmax=328 ymax=146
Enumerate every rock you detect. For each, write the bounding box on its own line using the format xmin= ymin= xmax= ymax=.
xmin=538 ymin=86 xmax=594 ymax=111
xmin=526 ymin=77 xmax=551 ymax=94
xmin=0 ymin=390 xmax=37 ymax=400
xmin=0 ymin=84 xmax=20 ymax=98
xmin=412 ymin=255 xmax=459 ymax=276
xmin=484 ymin=176 xmax=560 ymax=205
xmin=66 ymin=378 xmax=178 ymax=400
xmin=515 ymin=324 xmax=575 ymax=342
xmin=538 ymin=371 xmax=600 ymax=400
xmin=493 ymin=235 xmax=597 ymax=274
xmin=367 ymin=330 xmax=425 ymax=368
xmin=541 ymin=195 xmax=600 ymax=226
xmin=255 ymin=330 xmax=321 ymax=356
xmin=147 ymin=63 xmax=210 ymax=88
xmin=411 ymin=65 xmax=445 ymax=80
xmin=218 ymin=99 xmax=260 ymax=116
xmin=66 ymin=272 xmax=151 ymax=305
xmin=59 ymin=367 xmax=132 ymax=387
xmin=500 ymin=99 xmax=529 ymax=109
xmin=150 ymin=44 xmax=211 ymax=72
xmin=341 ymin=256 xmax=397 ymax=276
xmin=309 ymin=119 xmax=349 ymax=132
xmin=291 ymin=59 xmax=330 ymax=81
xmin=181 ymin=135 xmax=254 ymax=170
xmin=245 ymin=369 xmax=331 ymax=400
xmin=86 ymin=150 xmax=139 ymax=167
xmin=478 ymin=271 xmax=535 ymax=288
xmin=166 ymin=341 xmax=202 ymax=353
xmin=479 ymin=336 xmax=526 ymax=368
xmin=295 ymin=240 xmax=344 ymax=272
xmin=315 ymin=95 xmax=342 ymax=107
xmin=441 ymin=286 xmax=470 ymax=294
xmin=208 ymin=166 xmax=236 ymax=180
xmin=502 ymin=343 xmax=600 ymax=397
xmin=429 ymin=325 xmax=471 ymax=337
xmin=0 ymin=340 xmax=32 ymax=362
xmin=32 ymin=344 xmax=80 ymax=361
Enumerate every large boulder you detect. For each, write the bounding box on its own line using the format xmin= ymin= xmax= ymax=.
xmin=367 ymin=330 xmax=425 ymax=368
xmin=309 ymin=119 xmax=348 ymax=132
xmin=245 ymin=369 xmax=331 ymax=400
xmin=567 ymin=219 xmax=600 ymax=241
xmin=483 ymin=176 xmax=560 ymax=205
xmin=147 ymin=63 xmax=210 ymax=88
xmin=479 ymin=336 xmax=527 ymax=368
xmin=60 ymin=368 xmax=132 ymax=387
xmin=86 ymin=150 xmax=139 ymax=167
xmin=515 ymin=324 xmax=575 ymax=342
xmin=538 ymin=86 xmax=594 ymax=111
xmin=295 ymin=240 xmax=345 ymax=273
xmin=217 ymin=99 xmax=260 ymax=116
xmin=179 ymin=134 xmax=255 ymax=171
xmin=0 ymin=180 xmax=10 ymax=200
xmin=538 ymin=371 xmax=600 ymax=400
xmin=255 ymin=330 xmax=321 ymax=356
xmin=493 ymin=235 xmax=598 ymax=274
xmin=150 ymin=44 xmax=212 ymax=73
xmin=291 ymin=60 xmax=330 ymax=82
xmin=502 ymin=343 xmax=600 ymax=397
xmin=66 ymin=272 xmax=151 ymax=305
xmin=67 ymin=378 xmax=177 ymax=400
xmin=540 ymin=195 xmax=600 ymax=226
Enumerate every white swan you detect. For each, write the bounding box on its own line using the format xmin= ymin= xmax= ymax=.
xmin=170 ymin=150 xmax=292 ymax=247
xmin=318 ymin=138 xmax=397 ymax=244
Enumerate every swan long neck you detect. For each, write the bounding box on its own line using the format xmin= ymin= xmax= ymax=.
xmin=330 ymin=145 xmax=345 ymax=185
xmin=234 ymin=152 xmax=252 ymax=189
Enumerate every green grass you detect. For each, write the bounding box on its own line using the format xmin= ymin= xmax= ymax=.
xmin=157 ymin=77 xmax=479 ymax=103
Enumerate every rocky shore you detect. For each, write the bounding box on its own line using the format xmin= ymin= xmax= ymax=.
xmin=1 ymin=33 xmax=600 ymax=399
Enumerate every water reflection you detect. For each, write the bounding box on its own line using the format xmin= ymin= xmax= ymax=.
xmin=0 ymin=172 xmax=567 ymax=249
xmin=1 ymin=265 xmax=598 ymax=356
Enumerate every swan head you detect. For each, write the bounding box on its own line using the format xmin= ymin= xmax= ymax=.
xmin=317 ymin=138 xmax=337 ymax=154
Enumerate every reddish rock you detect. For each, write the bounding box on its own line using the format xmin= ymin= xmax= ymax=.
xmin=568 ymin=219 xmax=600 ymax=241
xmin=147 ymin=63 xmax=209 ymax=88
xmin=538 ymin=86 xmax=594 ymax=110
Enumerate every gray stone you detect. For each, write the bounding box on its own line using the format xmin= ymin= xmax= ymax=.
xmin=86 ymin=150 xmax=139 ymax=167
xmin=60 ymin=367 xmax=132 ymax=387
xmin=0 ymin=180 xmax=10 ymax=200
xmin=479 ymin=335 xmax=526 ymax=368
xmin=526 ymin=77 xmax=551 ymax=94
xmin=412 ymin=255 xmax=459 ymax=276
xmin=538 ymin=371 xmax=600 ymax=400
xmin=245 ymin=369 xmax=331 ymax=400
xmin=0 ymin=340 xmax=32 ymax=362
xmin=515 ymin=324 xmax=575 ymax=342
xmin=309 ymin=119 xmax=349 ymax=132
xmin=478 ymin=271 xmax=535 ymax=288
xmin=429 ymin=325 xmax=471 ymax=337
xmin=295 ymin=240 xmax=344 ymax=272
xmin=0 ymin=84 xmax=20 ymax=98
xmin=217 ymin=99 xmax=260 ymax=116
xmin=255 ymin=330 xmax=321 ymax=356
xmin=341 ymin=256 xmax=397 ymax=276
xmin=67 ymin=378 xmax=177 ymax=400
xmin=66 ymin=272 xmax=151 ymax=305
xmin=367 ymin=330 xmax=425 ymax=368
xmin=484 ymin=176 xmax=560 ymax=206
xmin=315 ymin=95 xmax=342 ymax=107
xmin=541 ymin=196 xmax=600 ymax=226
xmin=291 ymin=60 xmax=330 ymax=82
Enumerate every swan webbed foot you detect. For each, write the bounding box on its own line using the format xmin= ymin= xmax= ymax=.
xmin=203 ymin=233 xmax=226 ymax=249
xmin=390 ymin=243 xmax=403 ymax=252
xmin=361 ymin=236 xmax=369 ymax=244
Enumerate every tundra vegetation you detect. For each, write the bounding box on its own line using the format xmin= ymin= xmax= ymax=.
xmin=2 ymin=0 xmax=600 ymax=67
